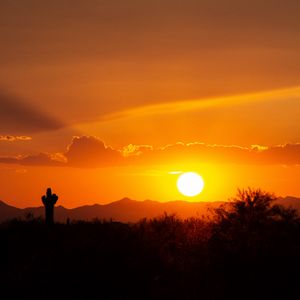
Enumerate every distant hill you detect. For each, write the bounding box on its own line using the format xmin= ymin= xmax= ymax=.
xmin=276 ymin=196 xmax=300 ymax=212
xmin=0 ymin=196 xmax=299 ymax=223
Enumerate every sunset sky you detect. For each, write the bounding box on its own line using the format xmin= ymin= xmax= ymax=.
xmin=1 ymin=0 xmax=300 ymax=207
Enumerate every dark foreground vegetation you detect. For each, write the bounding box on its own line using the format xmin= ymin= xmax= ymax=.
xmin=1 ymin=189 xmax=300 ymax=299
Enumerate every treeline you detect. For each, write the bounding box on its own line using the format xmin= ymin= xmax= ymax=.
xmin=1 ymin=189 xmax=300 ymax=299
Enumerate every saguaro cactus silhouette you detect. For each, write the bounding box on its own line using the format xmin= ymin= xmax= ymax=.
xmin=41 ymin=188 xmax=58 ymax=225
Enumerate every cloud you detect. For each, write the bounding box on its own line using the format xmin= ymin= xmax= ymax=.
xmin=0 ymin=135 xmax=32 ymax=142
xmin=130 ymin=142 xmax=300 ymax=166
xmin=1 ymin=136 xmax=300 ymax=168
xmin=65 ymin=136 xmax=123 ymax=167
xmin=0 ymin=153 xmax=64 ymax=166
xmin=124 ymin=142 xmax=251 ymax=166
xmin=135 ymin=142 xmax=300 ymax=165
xmin=260 ymin=143 xmax=300 ymax=165
xmin=122 ymin=144 xmax=154 ymax=157
xmin=0 ymin=136 xmax=123 ymax=168
xmin=0 ymin=92 xmax=64 ymax=135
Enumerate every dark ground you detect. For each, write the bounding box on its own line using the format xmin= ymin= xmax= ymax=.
xmin=1 ymin=190 xmax=300 ymax=299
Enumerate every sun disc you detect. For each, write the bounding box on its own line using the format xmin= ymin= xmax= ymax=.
xmin=177 ymin=172 xmax=204 ymax=197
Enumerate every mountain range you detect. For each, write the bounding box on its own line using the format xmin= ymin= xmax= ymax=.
xmin=0 ymin=196 xmax=299 ymax=223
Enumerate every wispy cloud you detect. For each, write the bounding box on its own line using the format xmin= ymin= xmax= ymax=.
xmin=0 ymin=135 xmax=32 ymax=141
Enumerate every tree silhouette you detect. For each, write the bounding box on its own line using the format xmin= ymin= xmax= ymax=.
xmin=214 ymin=188 xmax=298 ymax=226
xmin=212 ymin=188 xmax=299 ymax=257
xmin=41 ymin=188 xmax=58 ymax=225
xmin=215 ymin=188 xmax=277 ymax=226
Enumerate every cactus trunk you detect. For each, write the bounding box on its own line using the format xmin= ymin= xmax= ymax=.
xmin=41 ymin=188 xmax=58 ymax=225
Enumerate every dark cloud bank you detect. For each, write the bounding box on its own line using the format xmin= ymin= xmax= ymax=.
xmin=0 ymin=92 xmax=64 ymax=135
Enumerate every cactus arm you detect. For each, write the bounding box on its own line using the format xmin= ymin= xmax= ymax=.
xmin=42 ymin=195 xmax=47 ymax=206
xmin=52 ymin=194 xmax=58 ymax=205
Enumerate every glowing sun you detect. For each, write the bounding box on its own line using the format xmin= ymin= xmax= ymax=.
xmin=177 ymin=172 xmax=204 ymax=197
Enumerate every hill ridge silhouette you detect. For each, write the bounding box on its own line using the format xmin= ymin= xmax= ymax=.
xmin=0 ymin=196 xmax=299 ymax=223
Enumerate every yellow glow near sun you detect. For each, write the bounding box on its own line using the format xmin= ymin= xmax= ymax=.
xmin=177 ymin=172 xmax=204 ymax=197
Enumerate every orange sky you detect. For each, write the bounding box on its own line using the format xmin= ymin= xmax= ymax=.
xmin=0 ymin=0 xmax=300 ymax=207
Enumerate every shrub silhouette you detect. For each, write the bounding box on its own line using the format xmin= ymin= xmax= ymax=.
xmin=41 ymin=187 xmax=58 ymax=225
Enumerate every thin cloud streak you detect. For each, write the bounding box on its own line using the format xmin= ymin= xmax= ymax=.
xmin=96 ymin=86 xmax=300 ymax=123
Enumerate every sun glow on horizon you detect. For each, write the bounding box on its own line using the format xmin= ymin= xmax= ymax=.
xmin=177 ymin=172 xmax=205 ymax=197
